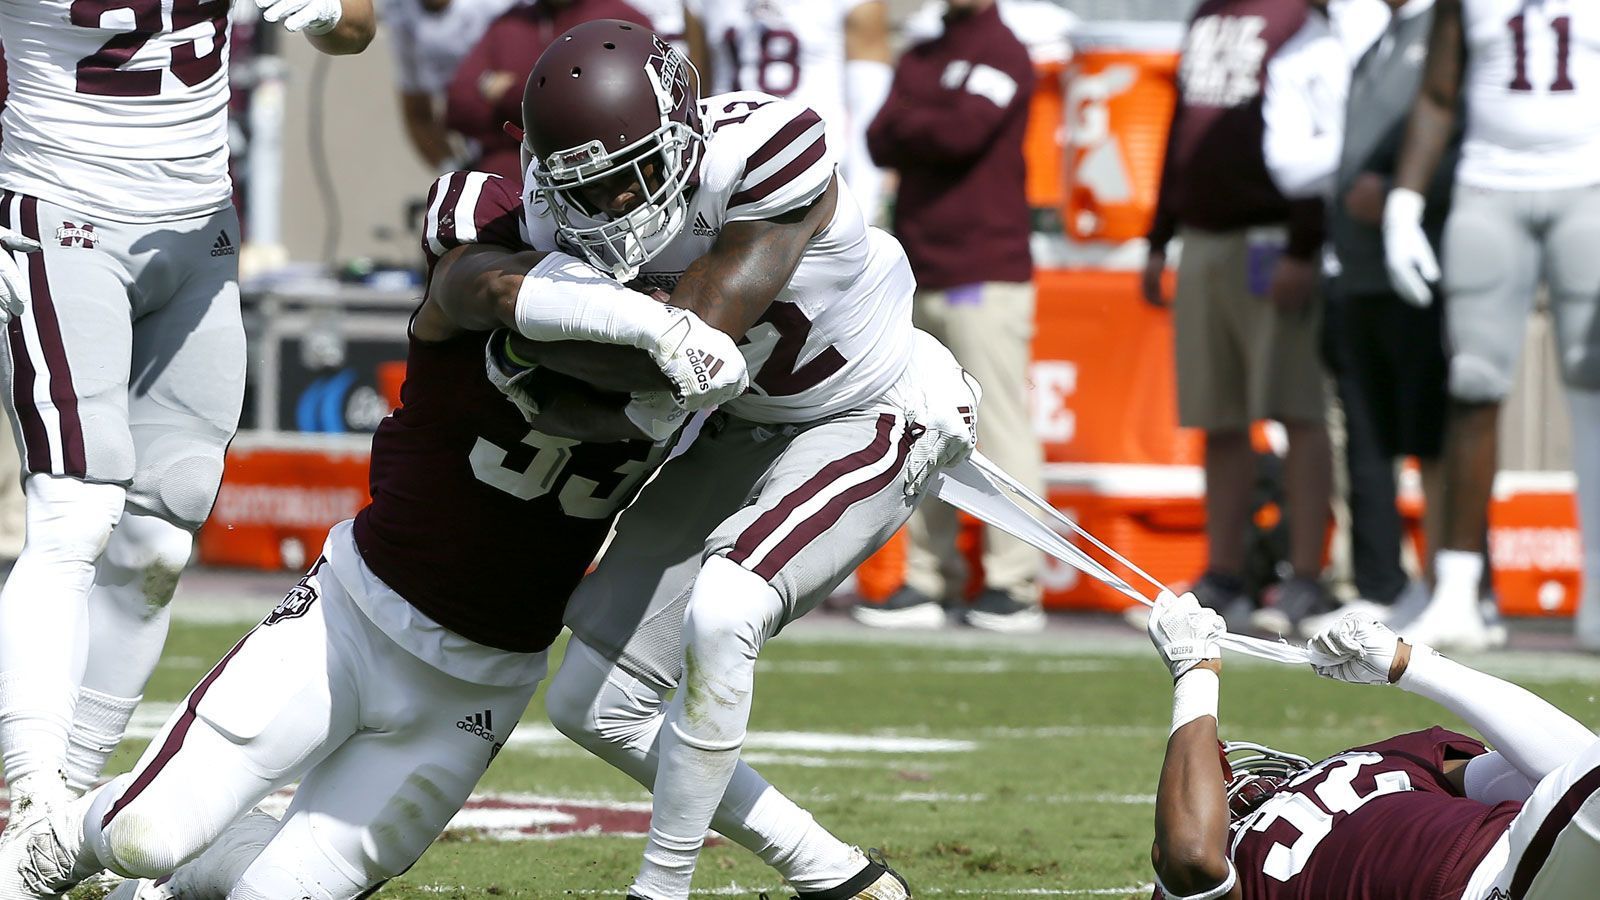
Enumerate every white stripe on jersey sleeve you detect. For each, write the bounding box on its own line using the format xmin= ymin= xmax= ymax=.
xmin=726 ymin=105 xmax=836 ymax=224
xmin=452 ymin=172 xmax=492 ymax=245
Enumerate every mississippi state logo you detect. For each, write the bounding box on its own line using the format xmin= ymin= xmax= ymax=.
xmin=265 ymin=558 xmax=324 ymax=625
xmin=56 ymin=222 xmax=98 ymax=249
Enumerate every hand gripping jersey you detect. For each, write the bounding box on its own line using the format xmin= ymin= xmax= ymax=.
xmin=524 ymin=92 xmax=916 ymax=424
xmin=355 ymin=172 xmax=673 ymax=653
xmin=687 ymin=0 xmax=868 ymax=170
xmin=1168 ymin=728 xmax=1521 ymax=900
xmin=1458 ymin=0 xmax=1600 ymax=190
xmin=0 ymin=0 xmax=234 ymax=220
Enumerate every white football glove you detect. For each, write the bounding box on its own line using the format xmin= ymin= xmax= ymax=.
xmin=903 ymin=331 xmax=982 ymax=497
xmin=648 ymin=307 xmax=748 ymax=412
xmin=622 ymin=391 xmax=691 ymax=442
xmin=1147 ymin=590 xmax=1225 ymax=681
xmin=484 ymin=331 xmax=542 ymax=423
xmin=1306 ymin=611 xmax=1402 ymax=685
xmin=1382 ymin=188 xmax=1439 ymax=308
xmin=0 ymin=226 xmax=40 ymax=327
xmin=258 ymin=0 xmax=343 ymax=35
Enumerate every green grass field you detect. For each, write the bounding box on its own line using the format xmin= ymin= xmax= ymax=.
xmin=58 ymin=604 xmax=1600 ymax=898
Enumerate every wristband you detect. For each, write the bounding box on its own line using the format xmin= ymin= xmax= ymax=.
xmin=1171 ymin=667 xmax=1219 ymax=737
xmin=501 ymin=333 xmax=539 ymax=370
xmin=1154 ymin=860 xmax=1237 ymax=900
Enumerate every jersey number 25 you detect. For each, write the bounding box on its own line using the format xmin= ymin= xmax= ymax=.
xmin=72 ymin=0 xmax=229 ymax=97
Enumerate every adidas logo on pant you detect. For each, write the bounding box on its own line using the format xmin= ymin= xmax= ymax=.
xmin=692 ymin=212 xmax=718 ymax=237
xmin=457 ymin=709 xmax=496 ymax=742
xmin=211 ymin=230 xmax=235 ymax=257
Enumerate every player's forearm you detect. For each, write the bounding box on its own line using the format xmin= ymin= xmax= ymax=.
xmin=1392 ymin=98 xmax=1456 ymax=195
xmin=401 ymin=95 xmax=453 ymax=169
xmin=307 ymin=0 xmax=375 ymax=54
xmin=528 ymin=389 xmax=644 ymax=443
xmin=1152 ymin=665 xmax=1235 ymax=899
xmin=505 ymin=336 xmax=673 ymax=394
xmin=1398 ymin=647 xmax=1597 ymax=783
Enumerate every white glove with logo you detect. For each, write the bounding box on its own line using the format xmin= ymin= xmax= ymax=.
xmin=258 ymin=0 xmax=344 ymax=35
xmin=484 ymin=331 xmax=542 ymax=423
xmin=623 ymin=391 xmax=691 ymax=442
xmin=649 ymin=307 xmax=748 ymax=412
xmin=0 ymin=226 xmax=40 ymax=327
xmin=1382 ymin=188 xmax=1439 ymax=308
xmin=903 ymin=331 xmax=981 ymax=497
xmin=1306 ymin=611 xmax=1403 ymax=685
xmin=1147 ymin=590 xmax=1225 ymax=681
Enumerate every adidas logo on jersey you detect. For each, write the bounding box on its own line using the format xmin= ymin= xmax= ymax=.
xmin=56 ymin=222 xmax=97 ymax=249
xmin=457 ymin=709 xmax=497 ymax=742
xmin=211 ymin=231 xmax=235 ymax=257
xmin=692 ymin=212 xmax=718 ymax=237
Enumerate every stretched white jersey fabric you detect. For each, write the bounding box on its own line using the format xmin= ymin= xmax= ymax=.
xmin=1459 ymin=0 xmax=1600 ymax=190
xmin=0 ymin=0 xmax=234 ymax=220
xmin=525 ymin=91 xmax=916 ymax=424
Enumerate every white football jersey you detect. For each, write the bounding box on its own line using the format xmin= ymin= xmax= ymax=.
xmin=686 ymin=0 xmax=870 ymax=178
xmin=0 ymin=0 xmax=234 ymax=221
xmin=526 ymin=91 xmax=915 ymax=425
xmin=1459 ymin=0 xmax=1600 ymax=190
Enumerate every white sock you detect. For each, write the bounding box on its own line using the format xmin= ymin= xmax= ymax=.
xmin=163 ymin=807 xmax=279 ymax=896
xmin=63 ymin=512 xmax=190 ymax=793
xmin=1567 ymin=388 xmax=1600 ymax=643
xmin=547 ymin=640 xmax=861 ymax=892
xmin=633 ymin=557 xmax=784 ymax=900
xmin=64 ymin=689 xmax=139 ymax=795
xmin=1430 ymin=549 xmax=1484 ymax=613
xmin=0 ymin=476 xmax=125 ymax=787
xmin=1399 ymin=645 xmax=1598 ymax=781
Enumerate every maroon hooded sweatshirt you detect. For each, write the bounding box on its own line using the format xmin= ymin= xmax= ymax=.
xmin=866 ymin=2 xmax=1034 ymax=291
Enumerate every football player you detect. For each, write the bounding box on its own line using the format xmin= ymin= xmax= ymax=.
xmin=1146 ymin=595 xmax=1600 ymax=899
xmin=500 ymin=21 xmax=974 ymax=900
xmin=1382 ymin=0 xmax=1600 ymax=650
xmin=0 ymin=170 xmax=749 ymax=898
xmin=685 ymin=0 xmax=892 ymax=223
xmin=0 ymin=0 xmax=375 ymax=850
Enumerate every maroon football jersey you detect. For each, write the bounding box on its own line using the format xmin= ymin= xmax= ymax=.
xmin=353 ymin=170 xmax=671 ymax=653
xmin=1203 ymin=728 xmax=1519 ymax=900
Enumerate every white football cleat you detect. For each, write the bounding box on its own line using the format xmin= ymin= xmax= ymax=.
xmin=1398 ymin=587 xmax=1491 ymax=653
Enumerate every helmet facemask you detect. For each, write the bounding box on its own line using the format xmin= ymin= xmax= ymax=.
xmin=1221 ymin=740 xmax=1312 ymax=822
xmin=526 ymin=41 xmax=704 ymax=282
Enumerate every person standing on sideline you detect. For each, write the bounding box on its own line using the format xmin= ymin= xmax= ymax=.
xmin=1141 ymin=0 xmax=1333 ymax=635
xmin=1382 ymin=0 xmax=1600 ymax=652
xmin=856 ymin=0 xmax=1044 ymax=633
xmin=383 ymin=0 xmax=519 ymax=170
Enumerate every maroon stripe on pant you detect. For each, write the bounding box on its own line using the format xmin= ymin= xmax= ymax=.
xmin=729 ymin=134 xmax=827 ymax=210
xmin=0 ymin=192 xmax=49 ymax=471
xmin=1510 ymin=765 xmax=1600 ymax=898
xmin=103 ymin=628 xmax=258 ymax=827
xmin=19 ymin=195 xmax=86 ymax=476
xmin=727 ymin=413 xmax=896 ymax=568
xmin=750 ymin=418 xmax=914 ymax=581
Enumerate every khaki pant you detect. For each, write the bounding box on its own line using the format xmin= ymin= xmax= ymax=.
xmin=906 ymin=282 xmax=1044 ymax=605
xmin=1173 ymin=227 xmax=1326 ymax=431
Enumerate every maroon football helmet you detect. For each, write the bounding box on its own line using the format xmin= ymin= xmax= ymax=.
xmin=520 ymin=20 xmax=704 ymax=281
xmin=1222 ymin=740 xmax=1311 ymax=821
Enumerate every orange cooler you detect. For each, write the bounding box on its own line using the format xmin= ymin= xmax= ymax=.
xmin=1060 ymin=22 xmax=1183 ymax=243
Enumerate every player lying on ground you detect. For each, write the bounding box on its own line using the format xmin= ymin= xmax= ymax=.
xmin=1146 ymin=596 xmax=1599 ymax=899
xmin=437 ymin=20 xmax=978 ymax=900
xmin=0 ymin=172 xmax=749 ymax=899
